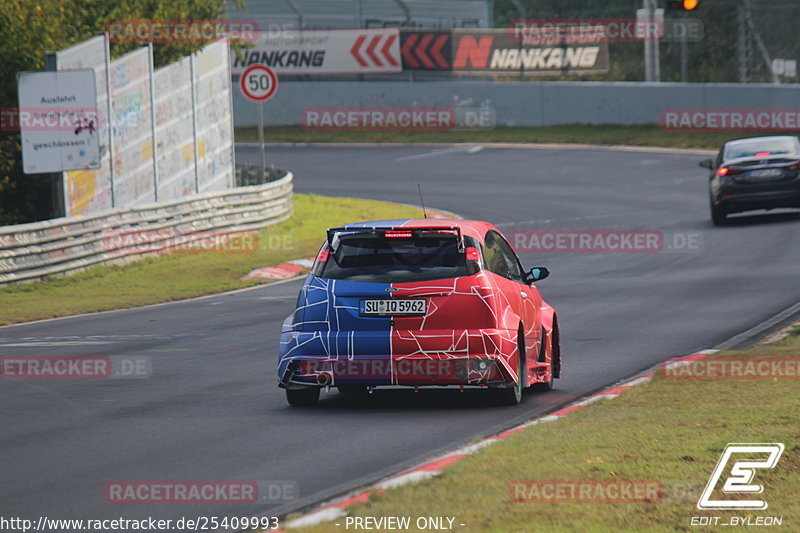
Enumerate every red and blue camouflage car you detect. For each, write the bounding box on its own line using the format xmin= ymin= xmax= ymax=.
xmin=277 ymin=219 xmax=560 ymax=406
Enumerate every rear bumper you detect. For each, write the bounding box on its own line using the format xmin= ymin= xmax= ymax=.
xmin=280 ymin=356 xmax=511 ymax=388
xmin=715 ymin=185 xmax=800 ymax=213
xmin=278 ymin=329 xmax=518 ymax=388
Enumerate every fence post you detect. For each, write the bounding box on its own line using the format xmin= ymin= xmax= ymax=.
xmin=104 ymin=33 xmax=116 ymax=207
xmin=190 ymin=54 xmax=200 ymax=194
xmin=44 ymin=52 xmax=65 ymax=218
xmin=148 ymin=43 xmax=159 ymax=202
xmin=225 ymin=38 xmax=237 ymax=189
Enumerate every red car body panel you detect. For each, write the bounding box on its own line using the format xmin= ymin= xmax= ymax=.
xmin=278 ymin=219 xmax=560 ymax=392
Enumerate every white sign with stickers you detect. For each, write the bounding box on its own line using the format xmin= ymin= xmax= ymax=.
xmin=18 ymin=69 xmax=101 ymax=174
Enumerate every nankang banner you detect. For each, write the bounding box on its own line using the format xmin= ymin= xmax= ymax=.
xmin=231 ymin=29 xmax=401 ymax=75
xmin=404 ymin=29 xmax=609 ymax=75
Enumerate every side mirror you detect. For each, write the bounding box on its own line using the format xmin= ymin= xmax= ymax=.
xmin=526 ymin=266 xmax=549 ymax=283
xmin=699 ymin=159 xmax=713 ymax=169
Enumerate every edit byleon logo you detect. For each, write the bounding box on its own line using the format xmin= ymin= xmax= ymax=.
xmin=697 ymin=443 xmax=784 ymax=510
xmin=691 ymin=443 xmax=785 ymax=527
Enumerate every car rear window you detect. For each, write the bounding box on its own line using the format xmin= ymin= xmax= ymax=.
xmin=318 ymin=234 xmax=479 ymax=283
xmin=725 ymin=138 xmax=800 ymax=160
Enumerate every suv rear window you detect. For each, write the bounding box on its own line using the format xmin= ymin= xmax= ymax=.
xmin=318 ymin=234 xmax=479 ymax=283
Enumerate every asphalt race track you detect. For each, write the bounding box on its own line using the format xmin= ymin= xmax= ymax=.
xmin=2 ymin=145 xmax=800 ymax=524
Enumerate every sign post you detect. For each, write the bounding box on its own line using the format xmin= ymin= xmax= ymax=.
xmin=257 ymin=102 xmax=265 ymax=182
xmin=239 ymin=65 xmax=279 ymax=182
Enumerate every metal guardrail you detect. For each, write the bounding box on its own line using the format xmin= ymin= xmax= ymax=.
xmin=0 ymin=172 xmax=293 ymax=286
xmin=235 ymin=164 xmax=288 ymax=187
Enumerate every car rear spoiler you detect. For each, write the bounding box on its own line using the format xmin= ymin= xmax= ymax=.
xmin=326 ymin=225 xmax=465 ymax=251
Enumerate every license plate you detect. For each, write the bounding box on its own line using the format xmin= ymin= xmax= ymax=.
xmin=360 ymin=299 xmax=427 ymax=316
xmin=749 ymin=168 xmax=783 ymax=179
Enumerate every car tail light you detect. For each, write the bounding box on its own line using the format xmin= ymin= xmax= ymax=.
xmin=315 ymin=248 xmax=329 ymax=262
xmin=755 ymin=152 xmax=771 ymax=157
xmin=384 ymin=230 xmax=413 ymax=238
xmin=465 ymin=246 xmax=480 ymax=261
xmin=718 ymin=167 xmax=744 ymax=176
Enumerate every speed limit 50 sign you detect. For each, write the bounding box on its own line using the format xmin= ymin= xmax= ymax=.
xmin=239 ymin=65 xmax=279 ymax=103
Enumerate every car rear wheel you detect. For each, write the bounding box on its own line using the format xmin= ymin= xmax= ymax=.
xmin=710 ymin=199 xmax=727 ymax=226
xmin=286 ymin=387 xmax=320 ymax=407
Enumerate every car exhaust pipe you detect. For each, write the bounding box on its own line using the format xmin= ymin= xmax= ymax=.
xmin=316 ymin=372 xmax=332 ymax=386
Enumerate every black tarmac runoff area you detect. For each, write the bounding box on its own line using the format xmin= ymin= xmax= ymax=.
xmin=2 ymin=144 xmax=799 ymax=525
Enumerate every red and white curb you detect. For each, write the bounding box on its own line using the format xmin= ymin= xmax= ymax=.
xmin=245 ymin=258 xmax=315 ymax=280
xmin=272 ymin=349 xmax=718 ymax=531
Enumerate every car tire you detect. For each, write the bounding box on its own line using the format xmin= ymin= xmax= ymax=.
xmin=532 ymin=328 xmax=554 ymax=392
xmin=286 ymin=387 xmax=320 ymax=407
xmin=710 ymin=200 xmax=727 ymax=226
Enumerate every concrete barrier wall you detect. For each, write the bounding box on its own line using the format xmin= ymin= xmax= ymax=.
xmin=233 ymin=81 xmax=800 ymax=127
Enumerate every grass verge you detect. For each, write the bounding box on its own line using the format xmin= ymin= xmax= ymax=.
xmin=234 ymin=125 xmax=787 ymax=150
xmin=0 ymin=194 xmax=423 ymax=326
xmin=288 ymin=330 xmax=800 ymax=533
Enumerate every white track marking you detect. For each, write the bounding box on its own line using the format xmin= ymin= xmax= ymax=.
xmin=396 ymin=146 xmax=484 ymax=161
